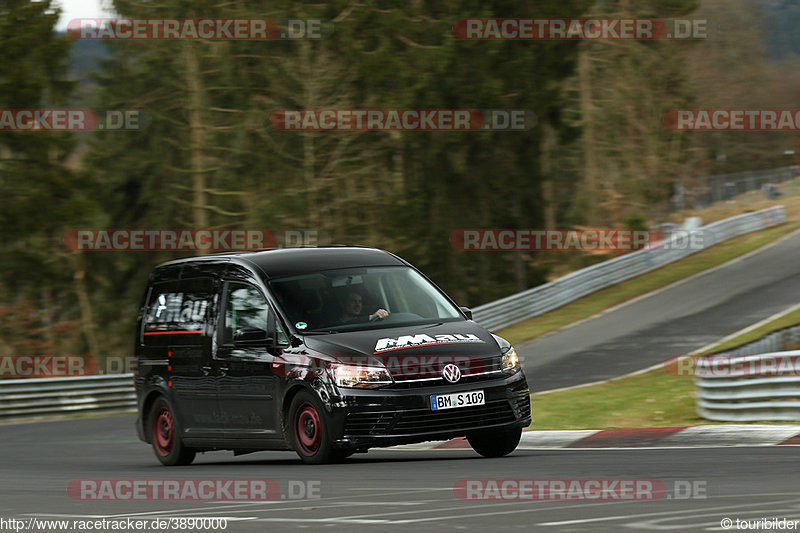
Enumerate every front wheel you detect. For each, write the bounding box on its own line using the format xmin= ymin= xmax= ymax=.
xmin=149 ymin=397 xmax=196 ymax=466
xmin=467 ymin=427 xmax=522 ymax=458
xmin=289 ymin=391 xmax=336 ymax=464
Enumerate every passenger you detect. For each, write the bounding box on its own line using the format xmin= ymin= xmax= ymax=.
xmin=338 ymin=290 xmax=389 ymax=323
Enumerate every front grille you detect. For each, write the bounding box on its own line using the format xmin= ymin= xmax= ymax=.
xmin=387 ymin=371 xmax=504 ymax=389
xmin=511 ymin=395 xmax=531 ymax=418
xmin=343 ymin=411 xmax=396 ymax=436
xmin=343 ymin=399 xmax=517 ymax=437
xmin=387 ymin=357 xmax=504 ymax=389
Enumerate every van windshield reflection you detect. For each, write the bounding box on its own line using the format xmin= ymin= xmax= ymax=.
xmin=268 ymin=266 xmax=462 ymax=332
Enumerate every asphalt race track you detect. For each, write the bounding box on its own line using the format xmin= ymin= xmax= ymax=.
xmin=1 ymin=416 xmax=798 ymax=532
xmin=518 ymin=229 xmax=800 ymax=392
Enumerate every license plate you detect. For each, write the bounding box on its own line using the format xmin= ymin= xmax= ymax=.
xmin=430 ymin=390 xmax=485 ymax=411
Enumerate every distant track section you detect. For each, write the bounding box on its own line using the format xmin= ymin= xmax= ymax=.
xmin=519 ymin=227 xmax=800 ymax=391
xmin=472 ymin=206 xmax=785 ymax=330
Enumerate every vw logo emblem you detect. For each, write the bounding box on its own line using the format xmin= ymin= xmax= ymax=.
xmin=442 ymin=363 xmax=462 ymax=383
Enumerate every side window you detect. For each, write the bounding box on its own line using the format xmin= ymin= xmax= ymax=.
xmin=224 ymin=283 xmax=267 ymax=344
xmin=142 ymin=278 xmax=213 ymax=345
xmin=222 ymin=282 xmax=288 ymax=346
xmin=275 ymin=320 xmax=288 ymax=346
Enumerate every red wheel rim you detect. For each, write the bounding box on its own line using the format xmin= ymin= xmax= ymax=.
xmin=152 ymin=407 xmax=174 ymax=457
xmin=295 ymin=402 xmax=321 ymax=455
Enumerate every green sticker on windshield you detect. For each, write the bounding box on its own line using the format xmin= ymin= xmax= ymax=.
xmin=295 ymin=322 xmax=308 ymax=330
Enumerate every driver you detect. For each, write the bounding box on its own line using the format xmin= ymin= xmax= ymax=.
xmin=338 ymin=290 xmax=389 ymax=323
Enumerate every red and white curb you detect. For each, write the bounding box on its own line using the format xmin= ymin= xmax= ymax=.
xmin=391 ymin=425 xmax=800 ymax=450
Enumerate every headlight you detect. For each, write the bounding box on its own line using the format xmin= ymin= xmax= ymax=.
xmin=501 ymin=346 xmax=520 ymax=373
xmin=332 ymin=363 xmax=393 ymax=389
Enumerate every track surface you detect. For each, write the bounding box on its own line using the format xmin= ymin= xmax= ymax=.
xmin=1 ymin=416 xmax=798 ymax=532
xmin=519 ymin=229 xmax=800 ymax=391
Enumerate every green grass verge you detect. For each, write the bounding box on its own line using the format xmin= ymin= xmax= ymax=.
xmin=528 ymin=306 xmax=800 ymax=430
xmin=704 ymin=306 xmax=800 ymax=355
xmin=497 ymin=221 xmax=800 ymax=347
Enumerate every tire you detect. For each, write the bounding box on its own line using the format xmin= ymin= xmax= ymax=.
xmin=289 ymin=390 xmax=336 ymax=464
xmin=149 ymin=397 xmax=196 ymax=466
xmin=467 ymin=427 xmax=522 ymax=458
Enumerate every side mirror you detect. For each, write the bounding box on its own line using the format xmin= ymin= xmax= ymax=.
xmin=234 ymin=327 xmax=275 ymax=348
xmin=460 ymin=306 xmax=473 ymax=320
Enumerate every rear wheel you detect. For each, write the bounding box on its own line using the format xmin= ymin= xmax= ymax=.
xmin=149 ymin=397 xmax=196 ymax=466
xmin=467 ymin=427 xmax=522 ymax=458
xmin=289 ymin=391 xmax=336 ymax=464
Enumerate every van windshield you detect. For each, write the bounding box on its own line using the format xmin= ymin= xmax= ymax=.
xmin=268 ymin=266 xmax=463 ymax=333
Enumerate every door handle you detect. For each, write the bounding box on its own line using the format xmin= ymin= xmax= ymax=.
xmin=201 ymin=365 xmax=213 ymax=376
xmin=218 ymin=366 xmax=229 ymax=376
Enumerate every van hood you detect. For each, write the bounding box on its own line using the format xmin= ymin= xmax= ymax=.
xmin=302 ymin=321 xmax=504 ymax=378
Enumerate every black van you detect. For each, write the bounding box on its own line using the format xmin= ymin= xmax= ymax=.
xmin=134 ymin=247 xmax=531 ymax=465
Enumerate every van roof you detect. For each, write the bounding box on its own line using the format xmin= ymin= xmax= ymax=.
xmin=156 ymin=246 xmax=408 ymax=279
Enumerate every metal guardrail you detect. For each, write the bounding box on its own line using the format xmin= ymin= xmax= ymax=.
xmin=0 ymin=374 xmax=136 ymax=422
xmin=472 ymin=205 xmax=787 ymax=331
xmin=696 ymin=324 xmax=800 ymax=422
xmin=696 ymin=350 xmax=800 ymax=422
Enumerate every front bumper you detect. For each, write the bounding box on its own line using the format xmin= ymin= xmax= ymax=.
xmin=328 ymin=370 xmax=531 ymax=449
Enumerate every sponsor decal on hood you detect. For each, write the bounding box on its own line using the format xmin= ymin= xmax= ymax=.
xmin=374 ymin=333 xmax=486 ymax=354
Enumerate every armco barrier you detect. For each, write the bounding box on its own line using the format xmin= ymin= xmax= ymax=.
xmin=0 ymin=374 xmax=136 ymax=422
xmin=696 ymin=351 xmax=800 ymax=422
xmin=472 ymin=205 xmax=786 ymax=331
xmin=696 ymin=326 xmax=800 ymax=422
